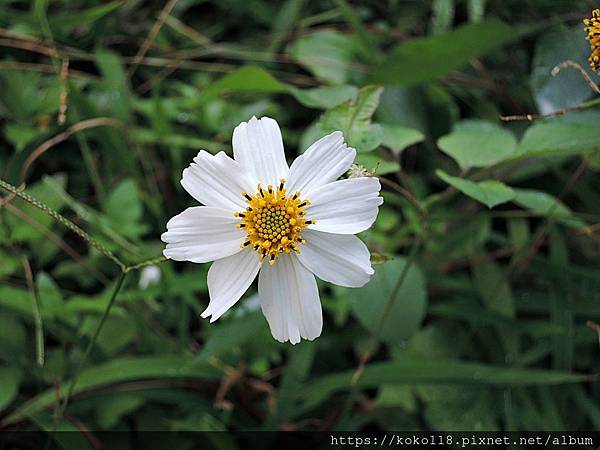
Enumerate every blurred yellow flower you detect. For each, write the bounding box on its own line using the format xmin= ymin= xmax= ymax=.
xmin=584 ymin=9 xmax=600 ymax=72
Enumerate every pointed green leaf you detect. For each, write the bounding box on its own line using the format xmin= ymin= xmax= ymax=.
xmin=437 ymin=170 xmax=515 ymax=208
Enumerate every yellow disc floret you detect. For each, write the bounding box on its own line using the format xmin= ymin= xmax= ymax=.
xmin=235 ymin=179 xmax=315 ymax=265
xmin=584 ymin=9 xmax=600 ymax=72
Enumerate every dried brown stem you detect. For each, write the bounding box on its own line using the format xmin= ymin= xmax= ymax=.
xmin=127 ymin=0 xmax=180 ymax=78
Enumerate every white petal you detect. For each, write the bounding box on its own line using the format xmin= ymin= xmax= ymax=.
xmin=258 ymin=254 xmax=322 ymax=344
xmin=201 ymin=249 xmax=261 ymax=322
xmin=232 ymin=116 xmax=289 ymax=187
xmin=305 ymin=177 xmax=383 ymax=234
xmin=297 ymin=230 xmax=373 ymax=288
xmin=181 ymin=150 xmax=255 ymax=211
xmin=161 ymin=207 xmax=245 ymax=263
xmin=287 ymin=131 xmax=356 ymax=196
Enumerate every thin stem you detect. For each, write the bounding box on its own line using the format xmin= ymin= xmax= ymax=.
xmin=125 ymin=256 xmax=168 ymax=273
xmin=352 ymin=237 xmax=423 ymax=384
xmin=57 ymin=271 xmax=127 ymax=416
xmin=22 ymin=256 xmax=44 ymax=367
xmin=0 ymin=178 xmax=126 ymax=271
xmin=127 ymin=0 xmax=180 ymax=78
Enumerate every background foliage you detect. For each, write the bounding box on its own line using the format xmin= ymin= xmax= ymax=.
xmin=1 ymin=0 xmax=600 ymax=443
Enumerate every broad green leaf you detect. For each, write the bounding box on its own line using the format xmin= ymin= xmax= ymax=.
xmin=2 ymin=356 xmax=222 ymax=426
xmin=4 ymin=124 xmax=39 ymax=152
xmin=95 ymin=50 xmax=131 ymax=122
xmin=299 ymin=359 xmax=588 ymax=413
xmin=198 ymin=312 xmax=265 ymax=359
xmin=531 ymin=26 xmax=595 ymax=114
xmin=288 ymin=30 xmax=362 ymax=84
xmin=203 ymin=66 xmax=287 ymax=98
xmin=512 ymin=188 xmax=585 ymax=228
xmin=319 ymin=85 xmax=384 ymax=152
xmin=202 ymin=66 xmax=358 ymax=110
xmin=437 ymin=120 xmax=517 ymax=169
xmin=105 ymin=179 xmax=145 ymax=238
xmin=517 ymin=122 xmax=600 ymax=158
xmin=381 ymin=124 xmax=424 ymax=154
xmin=0 ymin=367 xmax=21 ymax=412
xmin=370 ymin=19 xmax=525 ymax=85
xmin=288 ymin=85 xmax=358 ymax=109
xmin=349 ymin=257 xmax=427 ymax=343
xmin=437 ymin=170 xmax=515 ymax=208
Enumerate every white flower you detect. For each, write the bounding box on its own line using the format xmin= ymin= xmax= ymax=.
xmin=139 ymin=265 xmax=161 ymax=289
xmin=161 ymin=116 xmax=383 ymax=344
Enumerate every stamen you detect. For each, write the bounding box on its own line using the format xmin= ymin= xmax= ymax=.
xmin=235 ymin=182 xmax=313 ymax=266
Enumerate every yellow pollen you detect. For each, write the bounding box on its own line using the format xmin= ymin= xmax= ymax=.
xmin=236 ymin=179 xmax=314 ymax=264
xmin=584 ymin=9 xmax=600 ymax=72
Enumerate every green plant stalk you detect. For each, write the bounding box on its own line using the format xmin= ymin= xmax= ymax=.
xmin=22 ymin=257 xmax=45 ymax=367
xmin=57 ymin=271 xmax=127 ymax=417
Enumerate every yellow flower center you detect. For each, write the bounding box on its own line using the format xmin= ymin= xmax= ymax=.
xmin=584 ymin=9 xmax=600 ymax=72
xmin=235 ymin=179 xmax=314 ymax=265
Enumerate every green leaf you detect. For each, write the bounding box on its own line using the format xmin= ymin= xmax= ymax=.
xmin=105 ymin=179 xmax=144 ymax=238
xmin=203 ymin=66 xmax=287 ymax=99
xmin=437 ymin=120 xmax=517 ymax=169
xmin=2 ymin=356 xmax=222 ymax=426
xmin=203 ymin=66 xmax=358 ymax=110
xmin=288 ymin=85 xmax=358 ymax=109
xmin=517 ymin=122 xmax=600 ymax=158
xmin=437 ymin=170 xmax=515 ymax=208
xmin=0 ymin=367 xmax=21 ymax=412
xmin=319 ymin=85 xmax=384 ymax=152
xmin=198 ymin=312 xmax=265 ymax=359
xmin=349 ymin=257 xmax=427 ymax=343
xmin=299 ymin=358 xmax=588 ymax=413
xmin=370 ymin=19 xmax=525 ymax=86
xmin=512 ymin=188 xmax=585 ymax=228
xmin=4 ymin=124 xmax=40 ymax=152
xmin=288 ymin=30 xmax=362 ymax=84
xmin=94 ymin=50 xmax=131 ymax=122
xmin=380 ymin=123 xmax=424 ymax=154
xmin=531 ymin=26 xmax=595 ymax=114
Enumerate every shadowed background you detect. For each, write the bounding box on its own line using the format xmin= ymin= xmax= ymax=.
xmin=0 ymin=0 xmax=600 ymax=442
